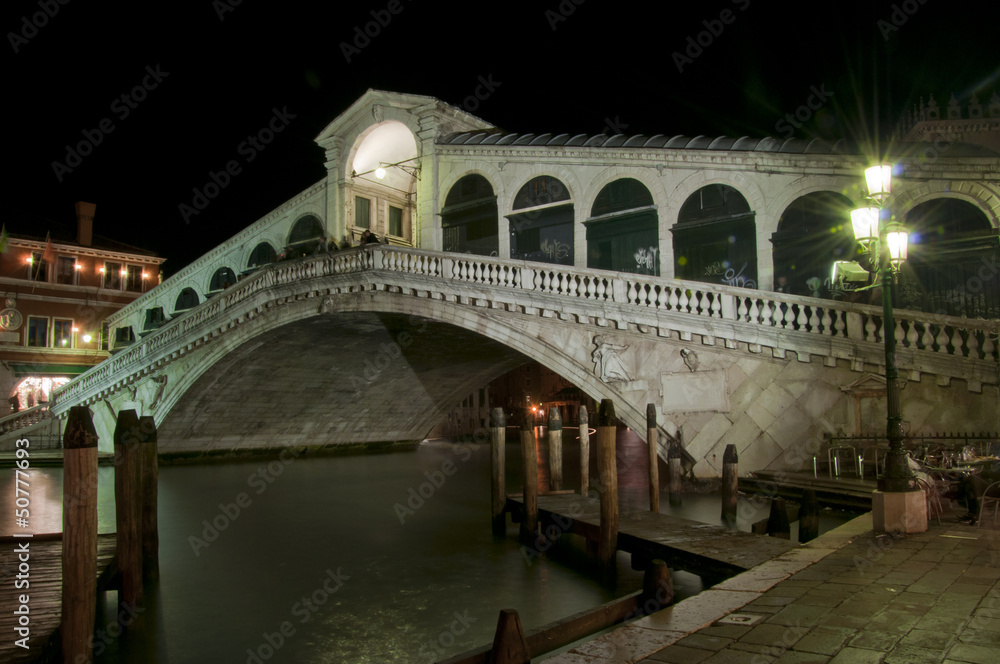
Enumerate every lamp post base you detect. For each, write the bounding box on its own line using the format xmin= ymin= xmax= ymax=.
xmin=872 ymin=490 xmax=927 ymax=534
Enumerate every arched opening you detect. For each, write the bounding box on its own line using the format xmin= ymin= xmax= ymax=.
xmin=285 ymin=215 xmax=326 ymax=257
xmin=348 ymin=121 xmax=419 ymax=245
xmin=441 ymin=174 xmax=499 ymax=256
xmin=901 ymin=198 xmax=998 ymax=317
xmin=771 ymin=192 xmax=857 ymax=298
xmin=508 ymin=176 xmax=573 ymax=265
xmin=209 ymin=267 xmax=238 ymax=294
xmin=674 ymin=184 xmax=756 ymax=288
xmin=585 ymin=178 xmax=659 ymax=275
xmin=246 ymin=242 xmax=277 ymax=272
xmin=174 ymin=287 xmax=200 ymax=313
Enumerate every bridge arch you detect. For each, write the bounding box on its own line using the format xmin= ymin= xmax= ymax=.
xmin=145 ymin=287 xmax=654 ymax=452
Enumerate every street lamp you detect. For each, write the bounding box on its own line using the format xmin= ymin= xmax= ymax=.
xmin=850 ymin=164 xmax=917 ymax=495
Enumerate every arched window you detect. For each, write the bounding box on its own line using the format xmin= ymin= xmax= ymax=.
xmin=441 ymin=175 xmax=498 ymax=256
xmin=209 ymin=267 xmax=237 ymax=293
xmin=174 ymin=287 xmax=200 ymax=312
xmin=902 ymin=198 xmax=997 ymax=318
xmin=585 ymin=178 xmax=659 ymax=275
xmin=289 ymin=215 xmax=325 ymax=244
xmin=247 ymin=242 xmax=277 ymax=270
xmin=674 ymin=184 xmax=756 ymax=288
xmin=772 ymin=192 xmax=856 ymax=298
xmin=509 ymin=176 xmax=573 ymax=265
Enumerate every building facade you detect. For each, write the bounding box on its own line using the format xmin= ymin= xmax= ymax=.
xmin=0 ymin=202 xmax=164 ymax=417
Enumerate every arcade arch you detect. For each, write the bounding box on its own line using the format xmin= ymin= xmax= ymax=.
xmin=674 ymin=184 xmax=756 ymax=288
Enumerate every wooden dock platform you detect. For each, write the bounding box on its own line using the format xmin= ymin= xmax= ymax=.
xmin=0 ymin=533 xmax=118 ymax=664
xmin=741 ymin=471 xmax=876 ymax=510
xmin=507 ymin=493 xmax=796 ymax=581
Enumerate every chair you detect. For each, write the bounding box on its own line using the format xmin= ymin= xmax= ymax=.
xmin=916 ymin=477 xmax=942 ymax=525
xmin=978 ymin=481 xmax=1000 ymax=527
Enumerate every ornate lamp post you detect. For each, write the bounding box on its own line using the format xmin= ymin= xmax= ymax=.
xmin=850 ymin=165 xmax=924 ymax=531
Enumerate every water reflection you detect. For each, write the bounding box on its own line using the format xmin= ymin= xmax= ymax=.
xmin=0 ymin=426 xmax=853 ymax=663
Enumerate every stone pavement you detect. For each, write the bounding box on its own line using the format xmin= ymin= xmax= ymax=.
xmin=545 ymin=507 xmax=1000 ymax=663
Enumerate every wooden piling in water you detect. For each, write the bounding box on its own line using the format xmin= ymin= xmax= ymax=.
xmin=767 ymin=497 xmax=791 ymax=539
xmin=597 ymin=399 xmax=618 ymax=579
xmin=578 ymin=405 xmax=590 ymax=498
xmin=668 ymin=444 xmax=683 ymax=508
xmin=490 ymin=408 xmax=507 ymax=538
xmin=642 ymin=559 xmax=675 ymax=610
xmin=114 ymin=409 xmax=144 ymax=609
xmin=488 ymin=609 xmax=530 ymax=664
xmin=139 ymin=415 xmax=160 ymax=582
xmin=721 ymin=444 xmax=738 ymax=527
xmin=548 ymin=407 xmax=563 ymax=492
xmin=799 ymin=489 xmax=819 ymax=543
xmin=646 ymin=404 xmax=660 ymax=513
xmin=62 ymin=406 xmax=99 ymax=664
xmin=519 ymin=409 xmax=539 ymax=545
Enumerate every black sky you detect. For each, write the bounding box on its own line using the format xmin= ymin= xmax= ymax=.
xmin=5 ymin=0 xmax=999 ymax=275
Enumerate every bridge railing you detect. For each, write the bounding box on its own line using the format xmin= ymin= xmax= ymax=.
xmin=0 ymin=404 xmax=51 ymax=435
xmin=53 ymin=244 xmax=999 ymax=410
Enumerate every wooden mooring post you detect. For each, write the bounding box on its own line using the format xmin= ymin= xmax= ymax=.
xmin=488 ymin=609 xmax=530 ymax=664
xmin=62 ymin=406 xmax=99 ymax=664
xmin=548 ymin=407 xmax=563 ymax=492
xmin=641 ymin=559 xmax=675 ymax=611
xmin=519 ymin=409 xmax=539 ymax=545
xmin=578 ymin=405 xmax=589 ymax=498
xmin=767 ymin=497 xmax=791 ymax=539
xmin=139 ymin=415 xmax=160 ymax=581
xmin=668 ymin=444 xmax=683 ymax=508
xmin=721 ymin=444 xmax=738 ymax=527
xmin=597 ymin=399 xmax=618 ymax=579
xmin=799 ymin=489 xmax=819 ymax=543
xmin=115 ymin=409 xmax=144 ymax=609
xmin=490 ymin=408 xmax=507 ymax=538
xmin=646 ymin=404 xmax=659 ymax=513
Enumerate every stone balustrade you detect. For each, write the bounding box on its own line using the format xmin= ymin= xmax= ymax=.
xmin=0 ymin=405 xmax=51 ymax=435
xmin=53 ymin=244 xmax=1000 ymax=413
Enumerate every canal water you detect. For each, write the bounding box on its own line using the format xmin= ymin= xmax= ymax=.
xmin=1 ymin=427 xmax=854 ymax=663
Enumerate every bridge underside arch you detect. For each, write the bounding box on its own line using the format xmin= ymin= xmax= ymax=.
xmin=157 ymin=311 xmax=531 ymax=453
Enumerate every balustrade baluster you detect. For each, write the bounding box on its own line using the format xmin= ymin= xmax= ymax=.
xmin=668 ymin=288 xmax=679 ymax=312
xmin=678 ymin=289 xmax=690 ymax=313
xmin=950 ymin=327 xmax=964 ymax=356
xmin=821 ymin=308 xmax=834 ymax=336
xmin=748 ymin=299 xmax=761 ymax=324
xmin=905 ymin=321 xmax=919 ymax=349
xmin=736 ymin=296 xmax=748 ymax=321
xmin=807 ymin=306 xmax=820 ymax=332
xmin=865 ymin=316 xmax=878 ymax=343
xmin=982 ymin=331 xmax=996 ymax=360
xmin=966 ymin=329 xmax=980 ymax=359
xmin=627 ymin=282 xmax=638 ymax=304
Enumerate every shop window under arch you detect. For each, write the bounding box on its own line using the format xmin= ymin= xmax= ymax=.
xmin=674 ymin=184 xmax=756 ymax=288
xmin=771 ymin=191 xmax=856 ymax=298
xmin=901 ymin=198 xmax=998 ymax=318
xmin=509 ymin=176 xmax=573 ymax=265
xmin=441 ymin=174 xmax=498 ymax=257
xmin=585 ymin=178 xmax=659 ymax=276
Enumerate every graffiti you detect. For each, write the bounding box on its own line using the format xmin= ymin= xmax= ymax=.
xmin=634 ymin=246 xmax=658 ymax=271
xmin=721 ymin=262 xmax=756 ymax=289
xmin=705 ymin=261 xmax=727 ymax=276
xmin=540 ymin=238 xmax=571 ymax=261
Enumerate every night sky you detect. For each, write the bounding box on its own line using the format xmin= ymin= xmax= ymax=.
xmin=5 ymin=0 xmax=998 ymax=275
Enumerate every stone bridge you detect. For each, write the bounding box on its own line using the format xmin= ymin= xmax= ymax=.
xmin=50 ymin=244 xmax=999 ymax=477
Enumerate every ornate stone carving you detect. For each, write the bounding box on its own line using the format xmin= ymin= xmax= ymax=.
xmin=592 ymin=335 xmax=632 ymax=383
